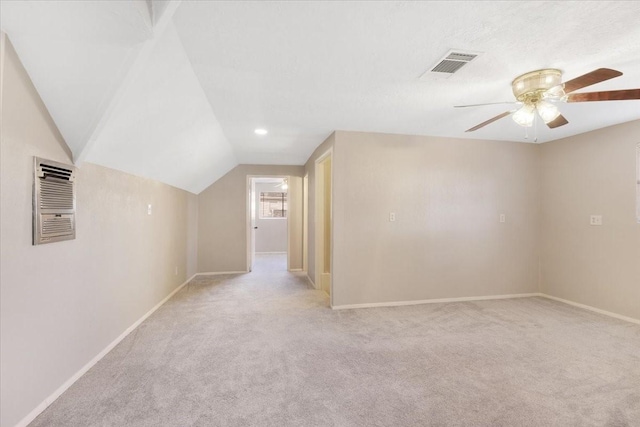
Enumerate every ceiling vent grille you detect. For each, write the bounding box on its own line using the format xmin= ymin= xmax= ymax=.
xmin=33 ymin=157 xmax=76 ymax=245
xmin=420 ymin=50 xmax=481 ymax=80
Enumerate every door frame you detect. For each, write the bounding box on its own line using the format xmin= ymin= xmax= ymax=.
xmin=302 ymin=173 xmax=309 ymax=274
xmin=314 ymin=148 xmax=333 ymax=305
xmin=246 ymin=175 xmax=291 ymax=272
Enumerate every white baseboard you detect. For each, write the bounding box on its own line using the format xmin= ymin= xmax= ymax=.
xmin=194 ymin=271 xmax=247 ymax=276
xmin=331 ymin=293 xmax=541 ymax=310
xmin=306 ymin=274 xmax=316 ymax=289
xmin=288 ymin=268 xmax=303 ymax=272
xmin=14 ymin=274 xmax=196 ymax=427
xmin=330 ymin=292 xmax=640 ymax=325
xmin=539 ymin=293 xmax=640 ymax=325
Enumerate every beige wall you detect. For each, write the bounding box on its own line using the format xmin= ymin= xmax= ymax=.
xmin=197 ymin=164 xmax=304 ymax=273
xmin=304 ymin=133 xmax=335 ymax=286
xmin=0 ymin=35 xmax=196 ymax=427
xmin=187 ymin=194 xmax=199 ymax=278
xmin=540 ymin=120 xmax=640 ymax=320
xmin=330 ymin=131 xmax=541 ymax=307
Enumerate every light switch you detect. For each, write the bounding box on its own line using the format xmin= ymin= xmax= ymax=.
xmin=389 ymin=212 xmax=396 ymax=222
xmin=500 ymin=214 xmax=506 ymax=223
xmin=590 ymin=215 xmax=602 ymax=226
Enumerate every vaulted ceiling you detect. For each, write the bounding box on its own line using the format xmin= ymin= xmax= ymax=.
xmin=2 ymin=1 xmax=640 ymax=193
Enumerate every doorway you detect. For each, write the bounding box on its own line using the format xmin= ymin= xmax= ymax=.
xmin=247 ymin=176 xmax=290 ymax=272
xmin=302 ymin=173 xmax=309 ymax=274
xmin=315 ymin=151 xmax=332 ymax=300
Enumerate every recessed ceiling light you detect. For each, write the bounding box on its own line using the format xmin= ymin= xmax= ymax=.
xmin=254 ymin=128 xmax=268 ymax=135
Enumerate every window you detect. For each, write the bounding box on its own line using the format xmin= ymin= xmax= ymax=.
xmin=637 ymin=144 xmax=640 ymax=223
xmin=260 ymin=192 xmax=287 ymax=218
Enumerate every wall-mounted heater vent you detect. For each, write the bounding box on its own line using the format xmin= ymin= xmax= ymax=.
xmin=420 ymin=50 xmax=481 ymax=80
xmin=33 ymin=157 xmax=76 ymax=245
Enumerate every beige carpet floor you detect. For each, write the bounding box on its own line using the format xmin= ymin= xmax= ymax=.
xmin=30 ymin=256 xmax=640 ymax=426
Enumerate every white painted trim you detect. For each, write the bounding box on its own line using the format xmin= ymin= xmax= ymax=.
xmin=331 ymin=293 xmax=541 ymax=310
xmin=286 ymin=176 xmax=292 ymax=271
xmin=13 ymin=273 xmax=196 ymax=427
xmin=330 ymin=292 xmax=640 ymax=325
xmin=306 ymin=274 xmax=316 ymax=289
xmin=246 ymin=174 xmax=291 ymax=273
xmin=288 ymin=268 xmax=303 ymax=272
xmin=195 ymin=271 xmax=247 ymax=276
xmin=539 ymin=293 xmax=640 ymax=325
xmin=302 ymin=173 xmax=309 ymax=275
xmin=314 ymin=147 xmax=334 ymax=306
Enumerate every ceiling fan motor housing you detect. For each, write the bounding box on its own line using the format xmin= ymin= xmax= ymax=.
xmin=512 ymin=69 xmax=563 ymax=103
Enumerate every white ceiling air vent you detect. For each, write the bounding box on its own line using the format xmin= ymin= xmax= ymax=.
xmin=33 ymin=157 xmax=77 ymax=245
xmin=420 ymin=50 xmax=481 ymax=80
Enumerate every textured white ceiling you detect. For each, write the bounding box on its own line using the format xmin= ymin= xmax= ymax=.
xmin=173 ymin=1 xmax=640 ymax=155
xmin=2 ymin=1 xmax=640 ymax=193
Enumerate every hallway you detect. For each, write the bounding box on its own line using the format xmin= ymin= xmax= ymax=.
xmin=252 ymin=253 xmax=288 ymax=273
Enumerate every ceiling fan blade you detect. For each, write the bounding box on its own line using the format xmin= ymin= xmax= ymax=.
xmin=567 ymin=89 xmax=640 ymax=102
xmin=546 ymin=114 xmax=569 ymax=129
xmin=465 ymin=111 xmax=513 ymax=132
xmin=454 ymin=101 xmax=519 ymax=108
xmin=562 ymin=68 xmax=622 ymax=94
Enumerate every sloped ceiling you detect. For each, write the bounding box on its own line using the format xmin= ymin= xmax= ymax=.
xmin=2 ymin=1 xmax=640 ymax=193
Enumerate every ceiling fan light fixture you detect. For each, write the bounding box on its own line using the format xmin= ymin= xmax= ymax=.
xmin=542 ymin=85 xmax=566 ymax=101
xmin=463 ymin=67 xmax=639 ymax=133
xmin=512 ymin=104 xmax=536 ymax=127
xmin=511 ymin=69 xmax=563 ymax=101
xmin=536 ymin=100 xmax=561 ymax=123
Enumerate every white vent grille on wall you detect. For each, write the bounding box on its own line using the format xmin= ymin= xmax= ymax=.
xmin=33 ymin=157 xmax=77 ymax=245
xmin=420 ymin=50 xmax=481 ymax=80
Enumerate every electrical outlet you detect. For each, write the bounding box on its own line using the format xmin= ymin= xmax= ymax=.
xmin=389 ymin=212 xmax=396 ymax=222
xmin=590 ymin=215 xmax=603 ymax=226
xmin=147 ymin=204 xmax=152 ymax=215
xmin=499 ymin=214 xmax=506 ymax=223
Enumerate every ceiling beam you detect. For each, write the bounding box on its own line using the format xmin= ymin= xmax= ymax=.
xmin=74 ymin=0 xmax=182 ymax=165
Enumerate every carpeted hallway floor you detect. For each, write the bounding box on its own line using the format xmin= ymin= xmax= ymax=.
xmin=30 ymin=255 xmax=640 ymax=426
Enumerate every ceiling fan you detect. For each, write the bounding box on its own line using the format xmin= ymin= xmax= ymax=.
xmin=457 ymin=68 xmax=640 ymax=132
xmin=275 ymin=178 xmax=288 ymax=190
